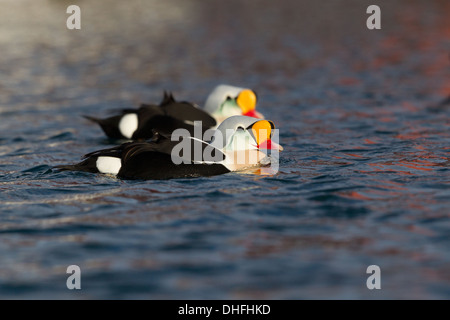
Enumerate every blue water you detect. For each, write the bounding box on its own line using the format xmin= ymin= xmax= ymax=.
xmin=0 ymin=0 xmax=449 ymax=299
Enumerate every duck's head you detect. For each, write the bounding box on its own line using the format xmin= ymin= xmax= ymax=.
xmin=204 ymin=85 xmax=265 ymax=124
xmin=207 ymin=116 xmax=282 ymax=171
xmin=210 ymin=115 xmax=282 ymax=152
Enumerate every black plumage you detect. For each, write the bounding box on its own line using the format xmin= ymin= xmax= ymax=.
xmin=84 ymin=92 xmax=217 ymax=140
xmin=56 ymin=132 xmax=229 ymax=180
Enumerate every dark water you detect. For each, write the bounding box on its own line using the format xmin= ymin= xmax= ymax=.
xmin=0 ymin=0 xmax=449 ymax=299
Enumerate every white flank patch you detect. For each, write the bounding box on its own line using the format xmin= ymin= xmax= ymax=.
xmin=118 ymin=113 xmax=138 ymax=139
xmin=96 ymin=156 xmax=122 ymax=175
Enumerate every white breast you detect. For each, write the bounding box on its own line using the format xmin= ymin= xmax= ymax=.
xmin=221 ymin=149 xmax=268 ymax=172
xmin=96 ymin=156 xmax=122 ymax=175
xmin=118 ymin=113 xmax=138 ymax=139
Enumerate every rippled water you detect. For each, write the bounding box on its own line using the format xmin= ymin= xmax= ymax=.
xmin=0 ymin=0 xmax=449 ymax=299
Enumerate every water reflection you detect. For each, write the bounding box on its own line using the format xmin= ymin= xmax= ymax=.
xmin=0 ymin=0 xmax=449 ymax=299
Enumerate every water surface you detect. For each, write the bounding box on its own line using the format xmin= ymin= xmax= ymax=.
xmin=0 ymin=0 xmax=449 ymax=299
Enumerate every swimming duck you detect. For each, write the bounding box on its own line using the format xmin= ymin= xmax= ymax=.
xmin=83 ymin=92 xmax=216 ymax=140
xmin=56 ymin=115 xmax=282 ymax=180
xmin=204 ymin=84 xmax=264 ymax=124
xmin=84 ymin=84 xmax=264 ymax=140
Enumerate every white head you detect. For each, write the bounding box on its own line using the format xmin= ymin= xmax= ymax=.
xmin=203 ymin=85 xmax=264 ymax=124
xmin=208 ymin=115 xmax=282 ymax=171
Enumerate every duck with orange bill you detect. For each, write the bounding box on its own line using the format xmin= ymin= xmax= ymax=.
xmin=83 ymin=92 xmax=216 ymax=140
xmin=203 ymin=84 xmax=264 ymax=124
xmin=83 ymin=84 xmax=264 ymax=141
xmin=56 ymin=116 xmax=282 ymax=180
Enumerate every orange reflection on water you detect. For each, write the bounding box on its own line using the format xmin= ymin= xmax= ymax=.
xmin=240 ymin=166 xmax=280 ymax=176
xmin=338 ymin=191 xmax=372 ymax=201
xmin=232 ymin=232 xmax=373 ymax=259
xmin=359 ymin=148 xmax=446 ymax=177
xmin=344 ymin=153 xmax=365 ymax=158
xmin=371 ymin=179 xmax=407 ymax=191
xmin=364 ymin=139 xmax=377 ymax=145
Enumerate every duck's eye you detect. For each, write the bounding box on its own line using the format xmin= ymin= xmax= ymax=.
xmin=237 ymin=126 xmax=245 ymax=131
xmin=226 ymin=96 xmax=232 ymax=101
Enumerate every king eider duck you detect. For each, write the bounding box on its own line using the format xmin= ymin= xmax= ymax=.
xmin=204 ymin=84 xmax=264 ymax=124
xmin=83 ymin=92 xmax=216 ymax=140
xmin=56 ymin=116 xmax=282 ymax=180
xmin=84 ymin=84 xmax=263 ymax=140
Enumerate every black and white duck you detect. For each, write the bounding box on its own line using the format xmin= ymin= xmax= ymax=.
xmin=57 ymin=115 xmax=282 ymax=180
